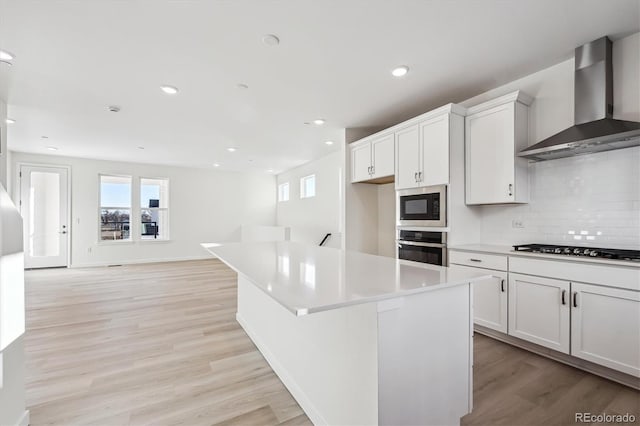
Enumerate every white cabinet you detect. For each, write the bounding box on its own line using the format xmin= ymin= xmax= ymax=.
xmin=571 ymin=282 xmax=640 ymax=377
xmin=465 ymin=91 xmax=532 ymax=205
xmin=350 ymin=134 xmax=394 ymax=183
xmin=508 ymin=273 xmax=570 ymax=354
xmin=449 ymin=263 xmax=508 ymax=334
xmin=420 ymin=114 xmax=450 ymax=187
xmin=395 ymin=125 xmax=421 ymax=189
xmin=395 ymin=105 xmax=465 ymax=190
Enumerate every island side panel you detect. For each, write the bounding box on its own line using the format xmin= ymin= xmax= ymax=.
xmin=377 ymin=283 xmax=472 ymax=426
xmin=236 ymin=275 xmax=379 ymax=425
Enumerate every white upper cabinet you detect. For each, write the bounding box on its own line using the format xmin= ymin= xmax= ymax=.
xmin=420 ymin=115 xmax=450 ymax=187
xmin=350 ymin=133 xmax=394 ymax=183
xmin=395 ymin=125 xmax=421 ymax=189
xmin=571 ymin=282 xmax=640 ymax=377
xmin=371 ymin=134 xmax=395 ymax=178
xmin=465 ymin=91 xmax=532 ymax=205
xmin=395 ymin=104 xmax=465 ymax=190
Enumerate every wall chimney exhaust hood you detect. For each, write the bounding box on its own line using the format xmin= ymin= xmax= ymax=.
xmin=518 ymin=36 xmax=640 ymax=161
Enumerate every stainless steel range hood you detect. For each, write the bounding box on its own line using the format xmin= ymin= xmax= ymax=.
xmin=518 ymin=36 xmax=640 ymax=161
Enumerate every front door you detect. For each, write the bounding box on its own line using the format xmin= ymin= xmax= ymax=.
xmin=19 ymin=165 xmax=69 ymax=268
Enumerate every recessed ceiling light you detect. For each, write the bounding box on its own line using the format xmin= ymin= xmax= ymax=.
xmin=391 ymin=66 xmax=409 ymax=77
xmin=47 ymin=146 xmax=58 ymax=151
xmin=236 ymin=83 xmax=249 ymax=89
xmin=0 ymin=50 xmax=15 ymax=61
xmin=325 ymin=140 xmax=334 ymax=145
xmin=227 ymin=147 xmax=237 ymax=152
xmin=262 ymin=34 xmax=280 ymax=46
xmin=160 ymin=85 xmax=179 ymax=94
xmin=5 ymin=118 xmax=15 ymax=124
xmin=213 ymin=163 xmax=220 ymax=167
xmin=313 ymin=119 xmax=325 ymax=125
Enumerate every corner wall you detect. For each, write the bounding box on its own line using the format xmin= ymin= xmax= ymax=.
xmin=276 ymin=151 xmax=343 ymax=247
xmin=10 ymin=152 xmax=277 ymax=267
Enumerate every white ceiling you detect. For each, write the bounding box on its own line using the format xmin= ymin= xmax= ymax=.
xmin=0 ymin=0 xmax=638 ymax=173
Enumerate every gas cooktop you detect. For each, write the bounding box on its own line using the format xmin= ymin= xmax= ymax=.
xmin=512 ymin=244 xmax=640 ymax=262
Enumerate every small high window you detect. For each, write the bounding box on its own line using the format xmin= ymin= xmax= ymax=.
xmin=300 ymin=174 xmax=316 ymax=199
xmin=278 ymin=182 xmax=290 ymax=202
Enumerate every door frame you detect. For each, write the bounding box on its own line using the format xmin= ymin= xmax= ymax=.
xmin=15 ymin=162 xmax=72 ymax=268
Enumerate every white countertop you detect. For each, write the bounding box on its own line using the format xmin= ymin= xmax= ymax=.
xmin=202 ymin=242 xmax=489 ymax=316
xmin=449 ymin=244 xmax=640 ymax=268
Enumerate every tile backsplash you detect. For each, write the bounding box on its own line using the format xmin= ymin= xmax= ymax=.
xmin=480 ymin=146 xmax=640 ymax=249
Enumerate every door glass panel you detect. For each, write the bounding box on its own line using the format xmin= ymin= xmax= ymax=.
xmin=29 ymin=172 xmax=60 ymax=257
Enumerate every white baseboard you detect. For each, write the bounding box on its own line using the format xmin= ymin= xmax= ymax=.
xmin=236 ymin=313 xmax=327 ymax=426
xmin=17 ymin=410 xmax=30 ymax=426
xmin=69 ymin=254 xmax=216 ymax=268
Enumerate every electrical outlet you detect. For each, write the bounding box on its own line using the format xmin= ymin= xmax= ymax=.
xmin=512 ymin=219 xmax=525 ymax=229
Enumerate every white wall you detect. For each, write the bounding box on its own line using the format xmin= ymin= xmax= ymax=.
xmin=0 ymin=99 xmax=7 ymax=188
xmin=11 ymin=152 xmax=277 ymax=267
xmin=377 ymin=183 xmax=396 ymax=257
xmin=276 ymin=151 xmax=343 ymax=247
xmin=461 ymin=32 xmax=640 ymax=249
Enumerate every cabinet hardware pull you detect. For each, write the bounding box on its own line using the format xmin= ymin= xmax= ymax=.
xmin=561 ymin=290 xmax=566 ymax=305
xmin=469 ymin=258 xmax=482 ymax=262
xmin=500 ymin=279 xmax=505 ymax=292
xmin=371 ymin=166 xmax=375 ymax=175
xmin=573 ymin=292 xmax=578 ymax=308
xmin=419 ymin=171 xmax=422 ymax=181
xmin=508 ymin=183 xmax=513 ymax=196
xmin=414 ymin=172 xmax=418 ymax=182
xmin=368 ymin=166 xmax=372 ymax=174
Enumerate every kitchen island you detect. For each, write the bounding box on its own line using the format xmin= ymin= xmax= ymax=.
xmin=201 ymin=242 xmax=489 ymax=426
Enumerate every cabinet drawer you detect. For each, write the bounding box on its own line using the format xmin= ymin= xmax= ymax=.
xmin=450 ymin=250 xmax=507 ymax=271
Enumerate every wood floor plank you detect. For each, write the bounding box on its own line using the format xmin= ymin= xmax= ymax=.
xmin=25 ymin=259 xmax=639 ymax=426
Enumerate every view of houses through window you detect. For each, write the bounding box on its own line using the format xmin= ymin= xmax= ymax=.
xmin=100 ymin=175 xmax=132 ymax=241
xmin=99 ymin=175 xmax=169 ymax=241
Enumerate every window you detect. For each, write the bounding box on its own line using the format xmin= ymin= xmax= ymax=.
xmin=300 ymin=174 xmax=316 ymax=198
xmin=278 ymin=182 xmax=289 ymax=202
xmin=100 ymin=175 xmax=132 ymax=241
xmin=140 ymin=178 xmax=169 ymax=240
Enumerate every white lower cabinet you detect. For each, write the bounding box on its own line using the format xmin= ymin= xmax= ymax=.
xmin=448 ymin=263 xmax=507 ymax=333
xmin=508 ymin=273 xmax=570 ymax=354
xmin=571 ymin=282 xmax=640 ymax=377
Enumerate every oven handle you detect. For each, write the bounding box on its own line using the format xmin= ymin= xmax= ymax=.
xmin=397 ymin=240 xmax=446 ymax=248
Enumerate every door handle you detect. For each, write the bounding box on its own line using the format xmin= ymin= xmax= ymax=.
xmin=500 ymin=279 xmax=505 ymax=292
xmin=414 ymin=172 xmax=418 ymax=182
xmin=561 ymin=290 xmax=566 ymax=305
xmin=573 ymin=292 xmax=578 ymax=308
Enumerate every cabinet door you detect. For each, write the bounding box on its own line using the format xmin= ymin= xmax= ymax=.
xmin=571 ymin=282 xmax=640 ymax=377
xmin=449 ymin=264 xmax=507 ymax=333
xmin=395 ymin=125 xmax=421 ymax=190
xmin=508 ymin=273 xmax=570 ymax=354
xmin=466 ymin=103 xmax=516 ymax=204
xmin=351 ymin=142 xmax=372 ymax=183
xmin=420 ymin=114 xmax=449 ymax=186
xmin=371 ymin=134 xmax=395 ymax=179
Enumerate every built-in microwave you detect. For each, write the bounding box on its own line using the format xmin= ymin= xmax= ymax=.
xmin=397 ymin=185 xmax=446 ymax=227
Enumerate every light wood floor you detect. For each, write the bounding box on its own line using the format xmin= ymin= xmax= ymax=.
xmin=25 ymin=260 xmax=639 ymax=426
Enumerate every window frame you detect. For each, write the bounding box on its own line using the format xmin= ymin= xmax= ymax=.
xmin=139 ymin=176 xmax=170 ymax=241
xmin=300 ymin=174 xmax=316 ymax=199
xmin=278 ymin=182 xmax=290 ymax=202
xmin=98 ymin=174 xmax=133 ymax=244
